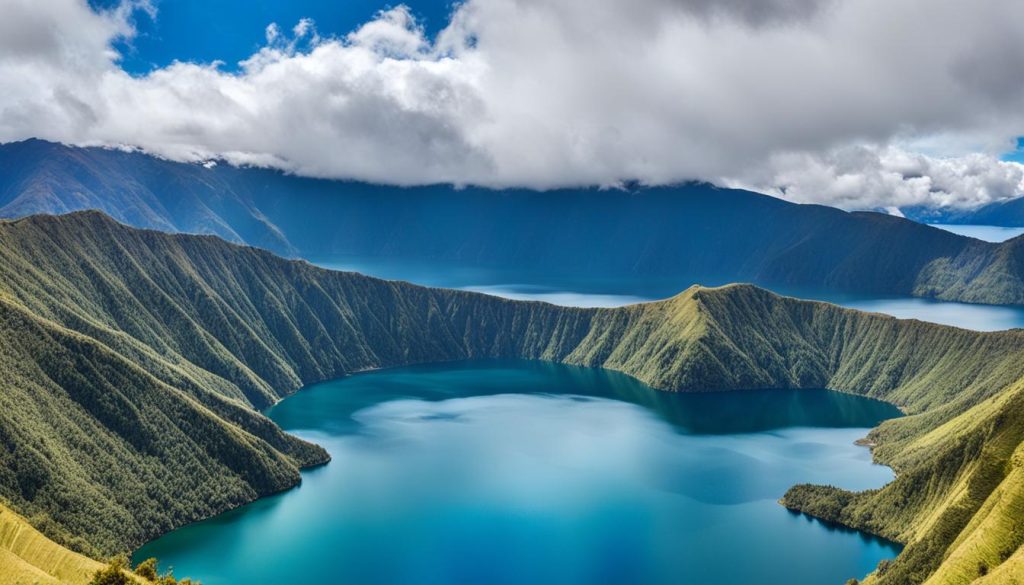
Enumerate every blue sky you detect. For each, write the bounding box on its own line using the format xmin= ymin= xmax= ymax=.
xmin=1003 ymin=138 xmax=1024 ymax=164
xmin=89 ymin=0 xmax=454 ymax=74
xmin=83 ymin=0 xmax=1024 ymax=174
xmin=5 ymin=0 xmax=1022 ymax=208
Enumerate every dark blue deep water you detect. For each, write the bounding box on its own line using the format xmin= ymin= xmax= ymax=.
xmin=136 ymin=360 xmax=902 ymax=585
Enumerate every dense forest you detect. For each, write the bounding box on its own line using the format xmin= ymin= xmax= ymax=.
xmin=2 ymin=212 xmax=1024 ymax=583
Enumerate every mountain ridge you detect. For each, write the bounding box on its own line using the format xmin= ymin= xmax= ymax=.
xmin=903 ymin=199 xmax=1024 ymax=228
xmin=3 ymin=212 xmax=1024 ymax=584
xmin=6 ymin=140 xmax=1024 ymax=305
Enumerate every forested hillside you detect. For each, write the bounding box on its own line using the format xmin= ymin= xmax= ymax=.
xmin=5 ymin=139 xmax=1024 ymax=305
xmin=2 ymin=212 xmax=1024 ymax=584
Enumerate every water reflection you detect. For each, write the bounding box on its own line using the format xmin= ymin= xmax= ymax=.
xmin=137 ymin=360 xmax=903 ymax=585
xmin=461 ymin=285 xmax=649 ymax=308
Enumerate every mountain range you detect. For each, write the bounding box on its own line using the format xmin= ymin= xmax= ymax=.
xmin=1 ymin=212 xmax=1023 ymax=584
xmin=903 ymin=199 xmax=1024 ymax=227
xmin=5 ymin=139 xmax=1024 ymax=305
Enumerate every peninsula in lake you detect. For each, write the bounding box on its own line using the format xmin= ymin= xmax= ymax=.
xmin=4 ymin=1 xmax=1024 ymax=584
xmin=1 ymin=212 xmax=1023 ymax=584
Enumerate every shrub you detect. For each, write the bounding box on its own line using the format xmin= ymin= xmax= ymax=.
xmin=135 ymin=557 xmax=159 ymax=581
xmin=88 ymin=557 xmax=132 ymax=585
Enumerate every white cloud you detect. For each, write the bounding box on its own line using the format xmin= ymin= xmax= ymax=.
xmin=347 ymin=6 xmax=426 ymax=57
xmin=2 ymin=0 xmax=1024 ymax=209
xmin=730 ymin=146 xmax=1024 ymax=210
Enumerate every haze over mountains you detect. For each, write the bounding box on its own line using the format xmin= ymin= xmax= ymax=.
xmin=5 ymin=0 xmax=1024 ymax=583
xmin=2 ymin=212 xmax=1024 ymax=584
xmin=903 ymin=198 xmax=1024 ymax=228
xmin=4 ymin=139 xmax=1024 ymax=307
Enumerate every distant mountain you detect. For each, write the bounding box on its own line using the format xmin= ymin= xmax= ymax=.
xmin=902 ymin=197 xmax=1024 ymax=227
xmin=0 ymin=138 xmax=295 ymax=253
xmin=5 ymin=139 xmax=1024 ymax=305
xmin=3 ymin=212 xmax=1024 ymax=583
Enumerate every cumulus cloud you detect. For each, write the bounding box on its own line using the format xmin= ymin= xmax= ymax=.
xmin=731 ymin=146 xmax=1024 ymax=210
xmin=2 ymin=0 xmax=1024 ymax=209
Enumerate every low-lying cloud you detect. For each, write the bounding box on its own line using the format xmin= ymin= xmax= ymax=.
xmin=2 ymin=0 xmax=1024 ymax=209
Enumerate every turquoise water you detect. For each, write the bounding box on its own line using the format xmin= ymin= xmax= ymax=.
xmin=311 ymin=254 xmax=1024 ymax=330
xmin=136 ymin=360 xmax=902 ymax=585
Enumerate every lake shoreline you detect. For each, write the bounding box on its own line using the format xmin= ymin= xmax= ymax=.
xmin=138 ymin=362 xmax=905 ymax=585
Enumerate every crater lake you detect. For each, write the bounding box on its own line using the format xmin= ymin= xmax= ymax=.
xmin=135 ymin=360 xmax=902 ymax=585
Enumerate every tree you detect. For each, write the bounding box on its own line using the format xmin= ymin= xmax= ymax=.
xmin=135 ymin=558 xmax=159 ymax=581
xmin=88 ymin=557 xmax=132 ymax=585
xmin=876 ymin=559 xmax=893 ymax=575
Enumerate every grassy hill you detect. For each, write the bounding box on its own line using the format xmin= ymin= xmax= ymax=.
xmin=0 ymin=503 xmax=105 ymax=585
xmin=5 ymin=139 xmax=1024 ymax=305
xmin=3 ymin=212 xmax=1024 ymax=583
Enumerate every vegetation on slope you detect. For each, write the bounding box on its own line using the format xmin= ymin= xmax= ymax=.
xmin=0 ymin=503 xmax=104 ymax=585
xmin=0 ymin=504 xmax=190 ymax=585
xmin=3 ymin=212 xmax=1024 ymax=584
xmin=86 ymin=556 xmax=196 ymax=585
xmin=782 ymin=380 xmax=1024 ymax=585
xmin=4 ymin=139 xmax=1024 ymax=305
xmin=0 ymin=211 xmax=603 ymax=557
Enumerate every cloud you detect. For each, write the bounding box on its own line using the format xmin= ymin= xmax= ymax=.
xmin=347 ymin=6 xmax=427 ymax=57
xmin=731 ymin=146 xmax=1024 ymax=210
xmin=2 ymin=0 xmax=1024 ymax=209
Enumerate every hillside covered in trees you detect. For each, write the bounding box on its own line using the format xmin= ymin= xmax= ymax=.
xmin=2 ymin=212 xmax=1024 ymax=583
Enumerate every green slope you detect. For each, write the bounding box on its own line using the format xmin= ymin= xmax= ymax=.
xmin=0 ymin=503 xmax=106 ymax=585
xmin=0 ymin=211 xmax=605 ymax=557
xmin=3 ymin=212 xmax=1024 ymax=584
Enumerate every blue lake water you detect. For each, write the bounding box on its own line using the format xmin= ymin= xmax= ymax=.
xmin=136 ymin=360 xmax=902 ymax=585
xmin=928 ymin=224 xmax=1024 ymax=242
xmin=310 ymin=255 xmax=1024 ymax=331
xmin=797 ymin=293 xmax=1024 ymax=331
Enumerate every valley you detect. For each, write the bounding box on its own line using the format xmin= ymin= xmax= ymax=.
xmin=2 ymin=212 xmax=1024 ymax=583
xmin=5 ymin=2 xmax=1024 ymax=584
